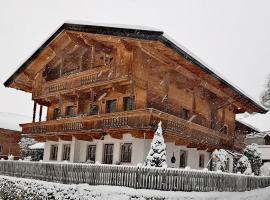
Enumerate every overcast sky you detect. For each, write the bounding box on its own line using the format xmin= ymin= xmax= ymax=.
xmin=0 ymin=0 xmax=269 ymax=131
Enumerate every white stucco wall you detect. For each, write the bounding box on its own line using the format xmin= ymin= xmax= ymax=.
xmin=258 ymin=145 xmax=270 ymax=161
xmin=43 ymin=133 xmax=213 ymax=170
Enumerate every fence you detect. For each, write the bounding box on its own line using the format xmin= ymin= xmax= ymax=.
xmin=0 ymin=161 xmax=269 ymax=192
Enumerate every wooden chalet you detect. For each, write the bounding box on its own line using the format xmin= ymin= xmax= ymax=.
xmin=4 ymin=23 xmax=267 ymax=169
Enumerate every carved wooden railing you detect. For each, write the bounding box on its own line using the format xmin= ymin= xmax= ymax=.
xmin=33 ymin=66 xmax=130 ymax=98
xmin=20 ymin=109 xmax=235 ymax=149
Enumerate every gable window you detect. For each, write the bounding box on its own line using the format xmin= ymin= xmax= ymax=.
xmin=179 ymin=150 xmax=188 ymax=168
xmin=181 ymin=108 xmax=190 ymax=120
xmin=53 ymin=108 xmax=61 ymax=120
xmin=86 ymin=145 xmax=96 ymax=162
xmin=89 ymin=104 xmax=99 ymax=115
xmin=65 ymin=106 xmax=76 ymax=117
xmin=199 ymin=154 xmax=205 ymax=168
xmin=106 ymin=99 xmax=117 ymax=113
xmin=120 ymin=143 xmax=132 ymax=163
xmin=0 ymin=145 xmax=3 ymax=154
xmin=103 ymin=144 xmax=114 ymax=164
xmin=123 ymin=96 xmax=134 ymax=111
xmin=50 ymin=144 xmax=58 ymax=161
xmin=62 ymin=144 xmax=71 ymax=161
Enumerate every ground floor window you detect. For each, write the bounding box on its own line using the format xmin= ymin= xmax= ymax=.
xmin=199 ymin=154 xmax=205 ymax=168
xmin=179 ymin=150 xmax=187 ymax=168
xmin=103 ymin=144 xmax=114 ymax=164
xmin=50 ymin=144 xmax=58 ymax=160
xmin=86 ymin=145 xmax=96 ymax=162
xmin=62 ymin=144 xmax=71 ymax=161
xmin=120 ymin=143 xmax=132 ymax=163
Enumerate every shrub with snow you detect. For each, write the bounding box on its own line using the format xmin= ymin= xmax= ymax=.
xmin=7 ymin=154 xmax=14 ymax=160
xmin=236 ymin=155 xmax=251 ymax=174
xmin=260 ymin=162 xmax=270 ymax=176
xmin=212 ymin=149 xmax=229 ymax=172
xmin=244 ymin=143 xmax=262 ymax=176
xmin=145 ymin=121 xmax=167 ymax=168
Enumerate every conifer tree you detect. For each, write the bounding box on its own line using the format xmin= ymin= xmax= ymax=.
xmin=145 ymin=121 xmax=167 ymax=167
xmin=244 ymin=143 xmax=262 ymax=176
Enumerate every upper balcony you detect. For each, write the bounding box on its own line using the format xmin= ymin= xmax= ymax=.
xmin=20 ymin=108 xmax=236 ymax=150
xmin=33 ymin=66 xmax=130 ymax=99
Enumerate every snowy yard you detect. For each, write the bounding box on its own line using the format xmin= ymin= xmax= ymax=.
xmin=0 ymin=175 xmax=270 ymax=200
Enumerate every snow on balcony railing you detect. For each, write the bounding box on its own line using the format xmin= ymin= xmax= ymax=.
xmin=0 ymin=160 xmax=269 ymax=192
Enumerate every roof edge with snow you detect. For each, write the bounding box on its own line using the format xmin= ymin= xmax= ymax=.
xmin=4 ymin=22 xmax=268 ymax=114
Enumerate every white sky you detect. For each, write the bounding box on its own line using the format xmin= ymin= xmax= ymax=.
xmin=0 ymin=0 xmax=269 ymax=131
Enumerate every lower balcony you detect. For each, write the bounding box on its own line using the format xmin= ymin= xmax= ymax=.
xmin=20 ymin=108 xmax=235 ymax=150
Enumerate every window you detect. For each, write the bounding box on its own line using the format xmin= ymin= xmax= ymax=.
xmin=50 ymin=145 xmax=58 ymax=161
xmin=0 ymin=145 xmax=3 ymax=154
xmin=106 ymin=99 xmax=117 ymax=113
xmin=103 ymin=144 xmax=114 ymax=164
xmin=179 ymin=150 xmax=187 ymax=168
xmin=199 ymin=154 xmax=205 ymax=168
xmin=120 ymin=143 xmax=132 ymax=163
xmin=89 ymin=104 xmax=99 ymax=115
xmin=123 ymin=96 xmax=134 ymax=111
xmin=62 ymin=144 xmax=71 ymax=161
xmin=53 ymin=108 xmax=60 ymax=120
xmin=65 ymin=106 xmax=76 ymax=117
xmin=86 ymin=145 xmax=96 ymax=162
xmin=181 ymin=108 xmax=190 ymax=120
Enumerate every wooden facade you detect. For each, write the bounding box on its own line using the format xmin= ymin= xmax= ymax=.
xmin=4 ymin=23 xmax=267 ymax=153
xmin=0 ymin=128 xmax=21 ymax=159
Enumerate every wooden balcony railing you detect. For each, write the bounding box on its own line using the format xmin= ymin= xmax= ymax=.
xmin=20 ymin=108 xmax=235 ymax=149
xmin=33 ymin=66 xmax=130 ymax=98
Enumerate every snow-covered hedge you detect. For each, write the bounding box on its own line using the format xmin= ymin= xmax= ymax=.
xmin=261 ymin=163 xmax=270 ymax=176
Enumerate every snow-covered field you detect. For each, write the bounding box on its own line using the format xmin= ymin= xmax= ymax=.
xmin=0 ymin=175 xmax=270 ymax=200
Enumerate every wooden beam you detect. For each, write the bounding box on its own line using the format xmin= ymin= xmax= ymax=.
xmin=108 ymin=131 xmax=123 ymax=139
xmin=58 ymin=135 xmax=72 ymax=141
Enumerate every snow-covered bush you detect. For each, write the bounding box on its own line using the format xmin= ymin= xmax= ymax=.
xmin=244 ymin=143 xmax=262 ymax=176
xmin=260 ymin=162 xmax=270 ymax=176
xmin=18 ymin=137 xmax=43 ymax=161
xmin=7 ymin=154 xmax=14 ymax=160
xmin=145 ymin=121 xmax=167 ymax=168
xmin=212 ymin=149 xmax=229 ymax=172
xmin=236 ymin=155 xmax=251 ymax=174
xmin=18 ymin=137 xmax=36 ymax=158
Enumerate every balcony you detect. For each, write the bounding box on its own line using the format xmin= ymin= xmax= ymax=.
xmin=20 ymin=108 xmax=235 ymax=149
xmin=33 ymin=66 xmax=130 ymax=98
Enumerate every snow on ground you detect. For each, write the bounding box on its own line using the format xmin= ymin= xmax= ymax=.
xmin=0 ymin=175 xmax=270 ymax=200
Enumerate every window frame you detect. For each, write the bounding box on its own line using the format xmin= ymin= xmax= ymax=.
xmin=62 ymin=144 xmax=71 ymax=161
xmin=106 ymin=99 xmax=117 ymax=113
xmin=86 ymin=145 xmax=96 ymax=162
xmin=103 ymin=144 xmax=114 ymax=164
xmin=50 ymin=144 xmax=58 ymax=161
xmin=199 ymin=154 xmax=205 ymax=168
xmin=120 ymin=143 xmax=132 ymax=163
xmin=179 ymin=150 xmax=188 ymax=168
xmin=123 ymin=96 xmax=135 ymax=111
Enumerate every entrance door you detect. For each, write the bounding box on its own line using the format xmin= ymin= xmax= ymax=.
xmin=103 ymin=144 xmax=114 ymax=164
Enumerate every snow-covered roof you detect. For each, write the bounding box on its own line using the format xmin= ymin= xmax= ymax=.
xmin=246 ymin=131 xmax=270 ymax=139
xmin=4 ymin=22 xmax=268 ymax=114
xmin=29 ymin=142 xmax=45 ymax=150
xmin=236 ymin=119 xmax=261 ymax=133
